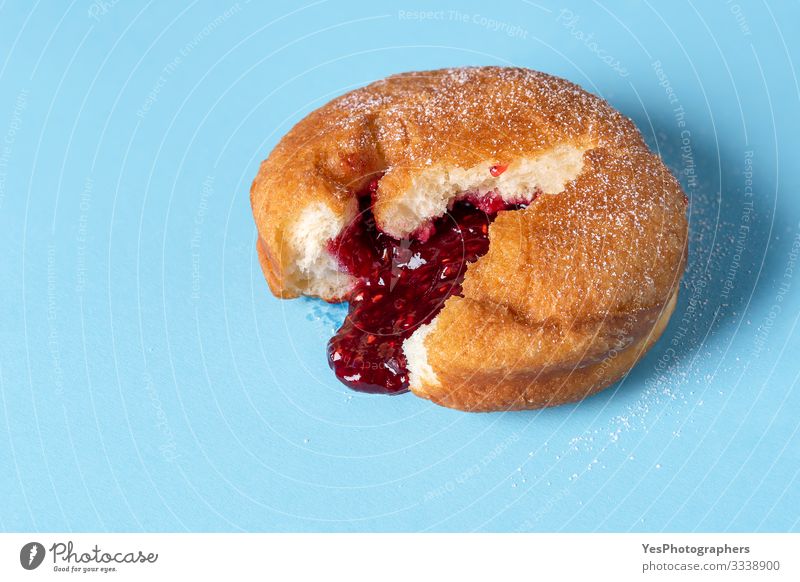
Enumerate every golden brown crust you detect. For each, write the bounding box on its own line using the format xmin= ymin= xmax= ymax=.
xmin=413 ymin=290 xmax=679 ymax=411
xmin=250 ymin=66 xmax=689 ymax=411
xmin=256 ymin=236 xmax=288 ymax=298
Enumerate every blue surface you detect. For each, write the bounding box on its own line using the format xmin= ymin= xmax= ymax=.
xmin=1 ymin=0 xmax=799 ymax=532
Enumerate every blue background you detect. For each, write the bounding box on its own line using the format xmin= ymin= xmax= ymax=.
xmin=1 ymin=0 xmax=798 ymax=532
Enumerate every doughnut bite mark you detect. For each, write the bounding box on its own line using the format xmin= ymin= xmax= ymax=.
xmin=326 ymin=185 xmax=528 ymax=394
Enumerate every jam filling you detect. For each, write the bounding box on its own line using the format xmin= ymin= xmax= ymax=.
xmin=326 ymin=183 xmax=527 ymax=394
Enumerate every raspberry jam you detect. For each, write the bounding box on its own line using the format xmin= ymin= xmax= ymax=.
xmin=489 ymin=164 xmax=508 ymax=177
xmin=326 ymin=189 xmax=525 ymax=394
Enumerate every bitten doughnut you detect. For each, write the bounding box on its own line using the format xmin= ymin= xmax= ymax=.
xmin=250 ymin=66 xmax=688 ymax=412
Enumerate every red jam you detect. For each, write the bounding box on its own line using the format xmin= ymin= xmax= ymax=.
xmin=326 ymin=189 xmax=525 ymax=394
xmin=489 ymin=164 xmax=508 ymax=177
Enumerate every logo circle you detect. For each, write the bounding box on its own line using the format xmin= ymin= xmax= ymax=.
xmin=19 ymin=542 xmax=45 ymax=570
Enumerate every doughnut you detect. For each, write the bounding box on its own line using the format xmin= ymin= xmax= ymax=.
xmin=250 ymin=66 xmax=688 ymax=412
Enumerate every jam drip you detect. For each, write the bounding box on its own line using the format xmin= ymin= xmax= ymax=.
xmin=326 ymin=189 xmax=525 ymax=394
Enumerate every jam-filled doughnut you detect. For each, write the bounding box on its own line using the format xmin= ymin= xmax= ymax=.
xmin=250 ymin=66 xmax=688 ymax=412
